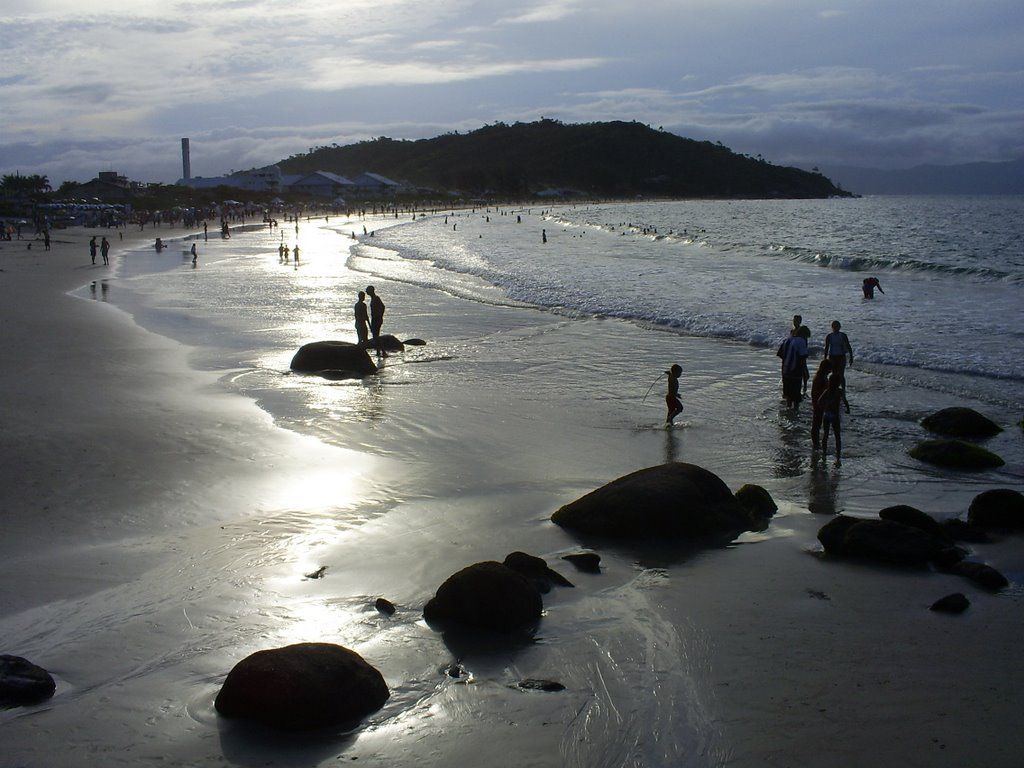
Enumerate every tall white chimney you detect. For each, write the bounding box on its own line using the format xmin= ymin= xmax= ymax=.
xmin=181 ymin=138 xmax=191 ymax=181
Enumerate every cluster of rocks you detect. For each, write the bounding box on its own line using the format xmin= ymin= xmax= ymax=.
xmin=817 ymin=487 xmax=1024 ymax=613
xmin=210 ymin=462 xmax=779 ymax=732
xmin=910 ymin=406 xmax=1005 ymax=469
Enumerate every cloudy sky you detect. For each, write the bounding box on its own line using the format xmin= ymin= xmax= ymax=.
xmin=2 ymin=0 xmax=1022 ymax=185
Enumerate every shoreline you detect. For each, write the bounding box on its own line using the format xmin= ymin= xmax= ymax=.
xmin=2 ymin=220 xmax=1022 ymax=767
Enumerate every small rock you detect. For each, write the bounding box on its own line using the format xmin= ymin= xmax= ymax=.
xmin=908 ymin=439 xmax=1004 ymax=469
xmin=304 ymin=566 xmax=327 ymax=580
xmin=517 ymin=679 xmax=566 ymax=692
xmin=374 ymin=597 xmax=396 ymax=615
xmin=950 ymin=561 xmax=1009 ymax=591
xmin=921 ymin=407 xmax=1002 ymax=438
xmin=930 ymin=593 xmax=970 ymax=614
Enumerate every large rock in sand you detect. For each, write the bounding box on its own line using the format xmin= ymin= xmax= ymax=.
xmin=908 ymin=438 xmax=1004 ymax=469
xmin=215 ymin=642 xmax=388 ymax=730
xmin=423 ymin=561 xmax=542 ymax=633
xmin=290 ymin=341 xmax=377 ymax=378
xmin=921 ymin=407 xmax=1002 ymax=438
xmin=967 ymin=488 xmax=1024 ymax=530
xmin=817 ymin=515 xmax=947 ymax=568
xmin=0 ymin=655 xmax=56 ymax=708
xmin=551 ymin=462 xmax=767 ymax=539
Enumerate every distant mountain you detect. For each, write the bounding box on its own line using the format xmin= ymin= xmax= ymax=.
xmin=814 ymin=158 xmax=1024 ymax=195
xmin=278 ymin=119 xmax=848 ymax=199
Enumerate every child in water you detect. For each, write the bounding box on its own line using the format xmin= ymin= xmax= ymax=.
xmin=816 ymin=374 xmax=850 ymax=458
xmin=666 ymin=364 xmax=683 ymax=425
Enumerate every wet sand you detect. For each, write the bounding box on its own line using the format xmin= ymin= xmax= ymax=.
xmin=1 ymin=222 xmax=1022 ymax=767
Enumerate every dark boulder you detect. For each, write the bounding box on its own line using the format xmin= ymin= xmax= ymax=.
xmin=290 ymin=341 xmax=377 ymax=378
xmin=930 ymin=593 xmax=970 ymax=614
xmin=374 ymin=597 xmax=396 ymax=615
xmin=423 ymin=561 xmax=542 ymax=633
xmin=908 ymin=439 xmax=1004 ymax=469
xmin=502 ymin=551 xmax=574 ymax=592
xmin=949 ymin=561 xmax=1009 ymax=591
xmin=0 ymin=655 xmax=56 ymax=708
xmin=921 ymin=407 xmax=1002 ymax=438
xmin=551 ymin=462 xmax=762 ymax=539
xmin=817 ymin=515 xmax=946 ymax=568
xmin=734 ymin=484 xmax=778 ymax=530
xmin=878 ymin=505 xmax=950 ymax=541
xmin=213 ymin=642 xmax=389 ymax=730
xmin=967 ymin=488 xmax=1024 ymax=530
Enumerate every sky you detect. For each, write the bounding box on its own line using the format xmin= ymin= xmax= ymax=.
xmin=2 ymin=0 xmax=1022 ymax=185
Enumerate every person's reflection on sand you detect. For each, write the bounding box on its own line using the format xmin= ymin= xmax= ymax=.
xmin=807 ymin=457 xmax=841 ymax=515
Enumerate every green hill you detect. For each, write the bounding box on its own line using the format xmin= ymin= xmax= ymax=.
xmin=278 ymin=119 xmax=848 ymax=199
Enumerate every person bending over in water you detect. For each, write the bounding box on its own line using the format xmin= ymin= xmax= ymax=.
xmin=666 ymin=364 xmax=683 ymax=425
xmin=816 ymin=374 xmax=850 ymax=458
xmin=862 ymin=276 xmax=884 ymax=298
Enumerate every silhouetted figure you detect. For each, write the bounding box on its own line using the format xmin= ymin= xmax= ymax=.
xmin=665 ymin=364 xmax=683 ymax=425
xmin=354 ymin=291 xmax=369 ymax=344
xmin=100 ymin=237 xmax=110 ymax=265
xmin=810 ymin=359 xmax=833 ymax=449
xmin=862 ymin=276 xmax=884 ymax=298
xmin=823 ymin=320 xmax=854 ymax=385
xmin=816 ymin=375 xmax=850 ymax=458
xmin=191 ymin=243 xmax=198 ymax=266
xmin=366 ymin=285 xmax=386 ymax=356
xmin=89 ymin=236 xmax=97 ymax=264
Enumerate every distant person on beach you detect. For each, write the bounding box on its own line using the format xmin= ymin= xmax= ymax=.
xmin=191 ymin=243 xmax=198 ymax=265
xmin=43 ymin=230 xmax=50 ymax=251
xmin=862 ymin=276 xmax=884 ymax=298
xmin=100 ymin=237 xmax=110 ymax=265
xmin=816 ymin=374 xmax=850 ymax=458
xmin=89 ymin=236 xmax=97 ymax=264
xmin=366 ymin=285 xmax=386 ymax=356
xmin=354 ymin=291 xmax=369 ymax=344
xmin=665 ymin=364 xmax=683 ymax=425
xmin=810 ymin=358 xmax=833 ymax=449
xmin=292 ymin=245 xmax=300 ymax=263
xmin=823 ymin=320 xmax=853 ymax=385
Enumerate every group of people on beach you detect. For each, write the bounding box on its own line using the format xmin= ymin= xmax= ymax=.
xmin=89 ymin=236 xmax=111 ymax=266
xmin=777 ymin=314 xmax=852 ymax=457
xmin=663 ymin=313 xmax=856 ymax=457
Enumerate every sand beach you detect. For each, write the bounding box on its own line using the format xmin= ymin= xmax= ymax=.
xmin=1 ymin=211 xmax=1022 ymax=767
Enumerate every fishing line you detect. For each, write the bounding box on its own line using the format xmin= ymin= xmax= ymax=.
xmin=641 ymin=371 xmax=668 ymax=403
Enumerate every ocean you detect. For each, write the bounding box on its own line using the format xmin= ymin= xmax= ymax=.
xmin=9 ymin=195 xmax=1024 ymax=767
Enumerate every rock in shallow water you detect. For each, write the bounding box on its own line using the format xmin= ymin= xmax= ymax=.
xmin=551 ymin=462 xmax=768 ymax=540
xmin=423 ymin=561 xmax=542 ymax=633
xmin=215 ymin=642 xmax=389 ymax=730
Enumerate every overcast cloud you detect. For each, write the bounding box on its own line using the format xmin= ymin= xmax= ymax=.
xmin=1 ymin=0 xmax=1021 ymax=184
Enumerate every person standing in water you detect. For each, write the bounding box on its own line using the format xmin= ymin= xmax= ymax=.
xmin=366 ymin=285 xmax=386 ymax=356
xmin=823 ymin=320 xmax=854 ymax=385
xmin=817 ymin=374 xmax=850 ymax=458
xmin=665 ymin=364 xmax=683 ymax=425
xmin=354 ymin=291 xmax=369 ymax=345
